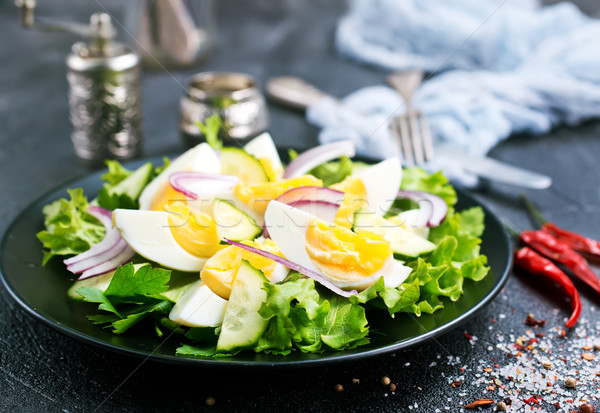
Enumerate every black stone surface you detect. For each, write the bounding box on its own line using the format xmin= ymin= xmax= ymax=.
xmin=1 ymin=1 xmax=599 ymax=411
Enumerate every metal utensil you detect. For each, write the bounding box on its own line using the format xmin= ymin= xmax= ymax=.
xmin=387 ymin=70 xmax=434 ymax=167
xmin=266 ymin=75 xmax=552 ymax=189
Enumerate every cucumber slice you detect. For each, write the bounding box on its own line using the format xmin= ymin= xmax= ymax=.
xmin=104 ymin=162 xmax=153 ymax=202
xmin=217 ymin=260 xmax=269 ymax=352
xmin=67 ymin=271 xmax=116 ymax=300
xmin=353 ymin=208 xmax=436 ymax=260
xmin=212 ymin=199 xmax=262 ymax=242
xmin=220 ymin=147 xmax=269 ymax=184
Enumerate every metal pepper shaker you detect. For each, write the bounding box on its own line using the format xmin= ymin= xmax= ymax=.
xmin=16 ymin=2 xmax=143 ymax=162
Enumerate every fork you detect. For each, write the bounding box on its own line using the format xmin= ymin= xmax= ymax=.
xmin=387 ymin=70 xmax=435 ymax=167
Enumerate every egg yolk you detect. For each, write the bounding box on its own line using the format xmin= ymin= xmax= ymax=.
xmin=164 ymin=201 xmax=223 ymax=258
xmin=258 ymin=157 xmax=282 ymax=182
xmin=330 ymin=176 xmax=368 ymax=228
xmin=201 ymin=239 xmax=283 ymax=299
xmin=305 ymin=219 xmax=391 ymax=287
xmin=151 ymin=182 xmax=187 ymax=211
xmin=234 ymin=175 xmax=323 ymax=215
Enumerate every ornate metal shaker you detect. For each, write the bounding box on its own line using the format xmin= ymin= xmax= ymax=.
xmin=180 ymin=72 xmax=270 ymax=147
xmin=66 ymin=15 xmax=143 ymax=162
xmin=16 ymin=2 xmax=143 ymax=162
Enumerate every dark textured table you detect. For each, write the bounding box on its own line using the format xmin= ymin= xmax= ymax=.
xmin=2 ymin=1 xmax=600 ymax=412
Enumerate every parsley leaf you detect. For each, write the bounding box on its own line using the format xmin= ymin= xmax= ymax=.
xmin=104 ymin=263 xmax=170 ymax=302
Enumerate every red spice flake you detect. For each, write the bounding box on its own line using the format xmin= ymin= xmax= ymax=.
xmin=554 ymin=402 xmax=561 ymax=409
xmin=491 ymin=318 xmax=497 ymax=323
xmin=525 ymin=316 xmax=546 ymax=327
xmin=487 ymin=385 xmax=496 ymax=391
xmin=507 ymin=353 xmax=513 ymax=358
xmin=494 ymin=364 xmax=499 ymax=368
xmin=582 ymin=353 xmax=595 ymax=361
xmin=483 ymin=368 xmax=493 ymax=373
xmin=529 ymin=338 xmax=540 ymax=344
xmin=558 ymin=329 xmax=567 ymax=338
xmin=595 ymin=372 xmax=600 ymax=377
xmin=514 ymin=344 xmax=524 ymax=351
xmin=451 ymin=380 xmax=463 ymax=388
xmin=535 ymin=333 xmax=546 ymax=338
xmin=464 ymin=332 xmax=473 ymax=340
xmin=523 ymin=396 xmax=542 ymax=405
xmin=460 ymin=368 xmax=465 ymax=372
xmin=465 ymin=399 xmax=495 ymax=410
xmin=547 ymin=382 xmax=553 ymax=387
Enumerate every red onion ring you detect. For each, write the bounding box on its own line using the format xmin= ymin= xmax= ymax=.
xmin=283 ymin=141 xmax=355 ymax=179
xmin=63 ymin=206 xmax=136 ymax=279
xmin=276 ymin=186 xmax=344 ymax=206
xmin=169 ymin=172 xmax=239 ymax=200
xmin=396 ymin=190 xmax=448 ymax=227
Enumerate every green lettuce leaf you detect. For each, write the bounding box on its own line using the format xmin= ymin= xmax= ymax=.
xmin=254 ymin=278 xmax=369 ymax=354
xmin=37 ymin=188 xmax=106 ymax=265
xmin=101 ymin=160 xmax=132 ymax=186
xmin=309 ymin=155 xmax=354 ymax=186
xmin=400 ymin=167 xmax=457 ymax=206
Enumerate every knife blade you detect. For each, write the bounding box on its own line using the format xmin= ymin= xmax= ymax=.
xmin=436 ymin=145 xmax=552 ymax=189
xmin=266 ymin=76 xmax=552 ymax=189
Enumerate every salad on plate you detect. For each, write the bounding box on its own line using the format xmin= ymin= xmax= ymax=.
xmin=37 ymin=124 xmax=489 ymax=357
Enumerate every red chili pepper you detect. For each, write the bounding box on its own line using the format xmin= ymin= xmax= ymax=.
xmin=541 ymin=222 xmax=600 ymax=261
xmin=514 ymin=247 xmax=581 ymax=328
xmin=520 ymin=230 xmax=600 ymax=297
xmin=521 ymin=194 xmax=600 ymax=261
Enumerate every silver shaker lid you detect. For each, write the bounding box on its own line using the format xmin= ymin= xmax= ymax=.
xmin=67 ymin=13 xmax=139 ymax=73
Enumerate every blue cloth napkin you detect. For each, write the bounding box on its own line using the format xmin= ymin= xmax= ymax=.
xmin=307 ymin=0 xmax=600 ymax=183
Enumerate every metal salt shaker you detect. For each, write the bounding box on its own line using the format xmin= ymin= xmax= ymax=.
xmin=16 ymin=2 xmax=143 ymax=162
xmin=180 ymin=72 xmax=270 ymax=147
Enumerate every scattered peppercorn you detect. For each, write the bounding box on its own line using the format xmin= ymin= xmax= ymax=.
xmin=593 ymin=342 xmax=600 ymax=351
xmin=543 ymin=361 xmax=553 ymax=370
xmin=381 ymin=376 xmax=391 ymax=386
xmin=334 ymin=384 xmax=344 ymax=392
xmin=579 ymin=402 xmax=595 ymax=413
xmin=565 ymin=377 xmax=577 ymax=388
xmin=496 ymin=401 xmax=507 ymax=411
xmin=389 ymin=383 xmax=397 ymax=392
xmin=205 ymin=397 xmax=216 ymax=406
xmin=352 ymin=378 xmax=360 ymax=384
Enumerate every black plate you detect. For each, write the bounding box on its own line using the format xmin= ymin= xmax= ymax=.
xmin=0 ymin=157 xmax=512 ymax=368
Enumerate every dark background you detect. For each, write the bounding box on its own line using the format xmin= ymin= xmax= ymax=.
xmin=1 ymin=1 xmax=600 ymax=411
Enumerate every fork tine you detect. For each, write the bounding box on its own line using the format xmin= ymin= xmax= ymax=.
xmin=419 ymin=112 xmax=435 ymax=162
xmin=398 ymin=115 xmax=415 ymax=166
xmin=409 ymin=112 xmax=425 ymax=165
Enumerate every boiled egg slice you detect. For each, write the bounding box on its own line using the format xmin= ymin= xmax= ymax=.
xmin=331 ymin=156 xmax=402 ymax=227
xmin=113 ymin=202 xmax=224 ymax=272
xmin=169 ymin=281 xmax=228 ymax=327
xmin=139 ymin=142 xmax=221 ymax=210
xmin=265 ymin=200 xmax=411 ymax=291
xmin=244 ymin=132 xmax=284 ymax=181
xmin=200 ymin=239 xmax=289 ymax=299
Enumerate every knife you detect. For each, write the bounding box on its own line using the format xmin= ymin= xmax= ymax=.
xmin=266 ymin=76 xmax=552 ymax=190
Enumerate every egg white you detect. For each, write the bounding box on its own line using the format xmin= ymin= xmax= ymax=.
xmin=243 ymin=132 xmax=283 ymax=173
xmin=138 ymin=143 xmax=221 ymax=210
xmin=264 ymin=200 xmax=411 ymax=291
xmin=356 ymin=156 xmax=402 ymax=216
xmin=113 ymin=208 xmax=209 ymax=272
xmin=169 ymin=281 xmax=229 ymax=327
